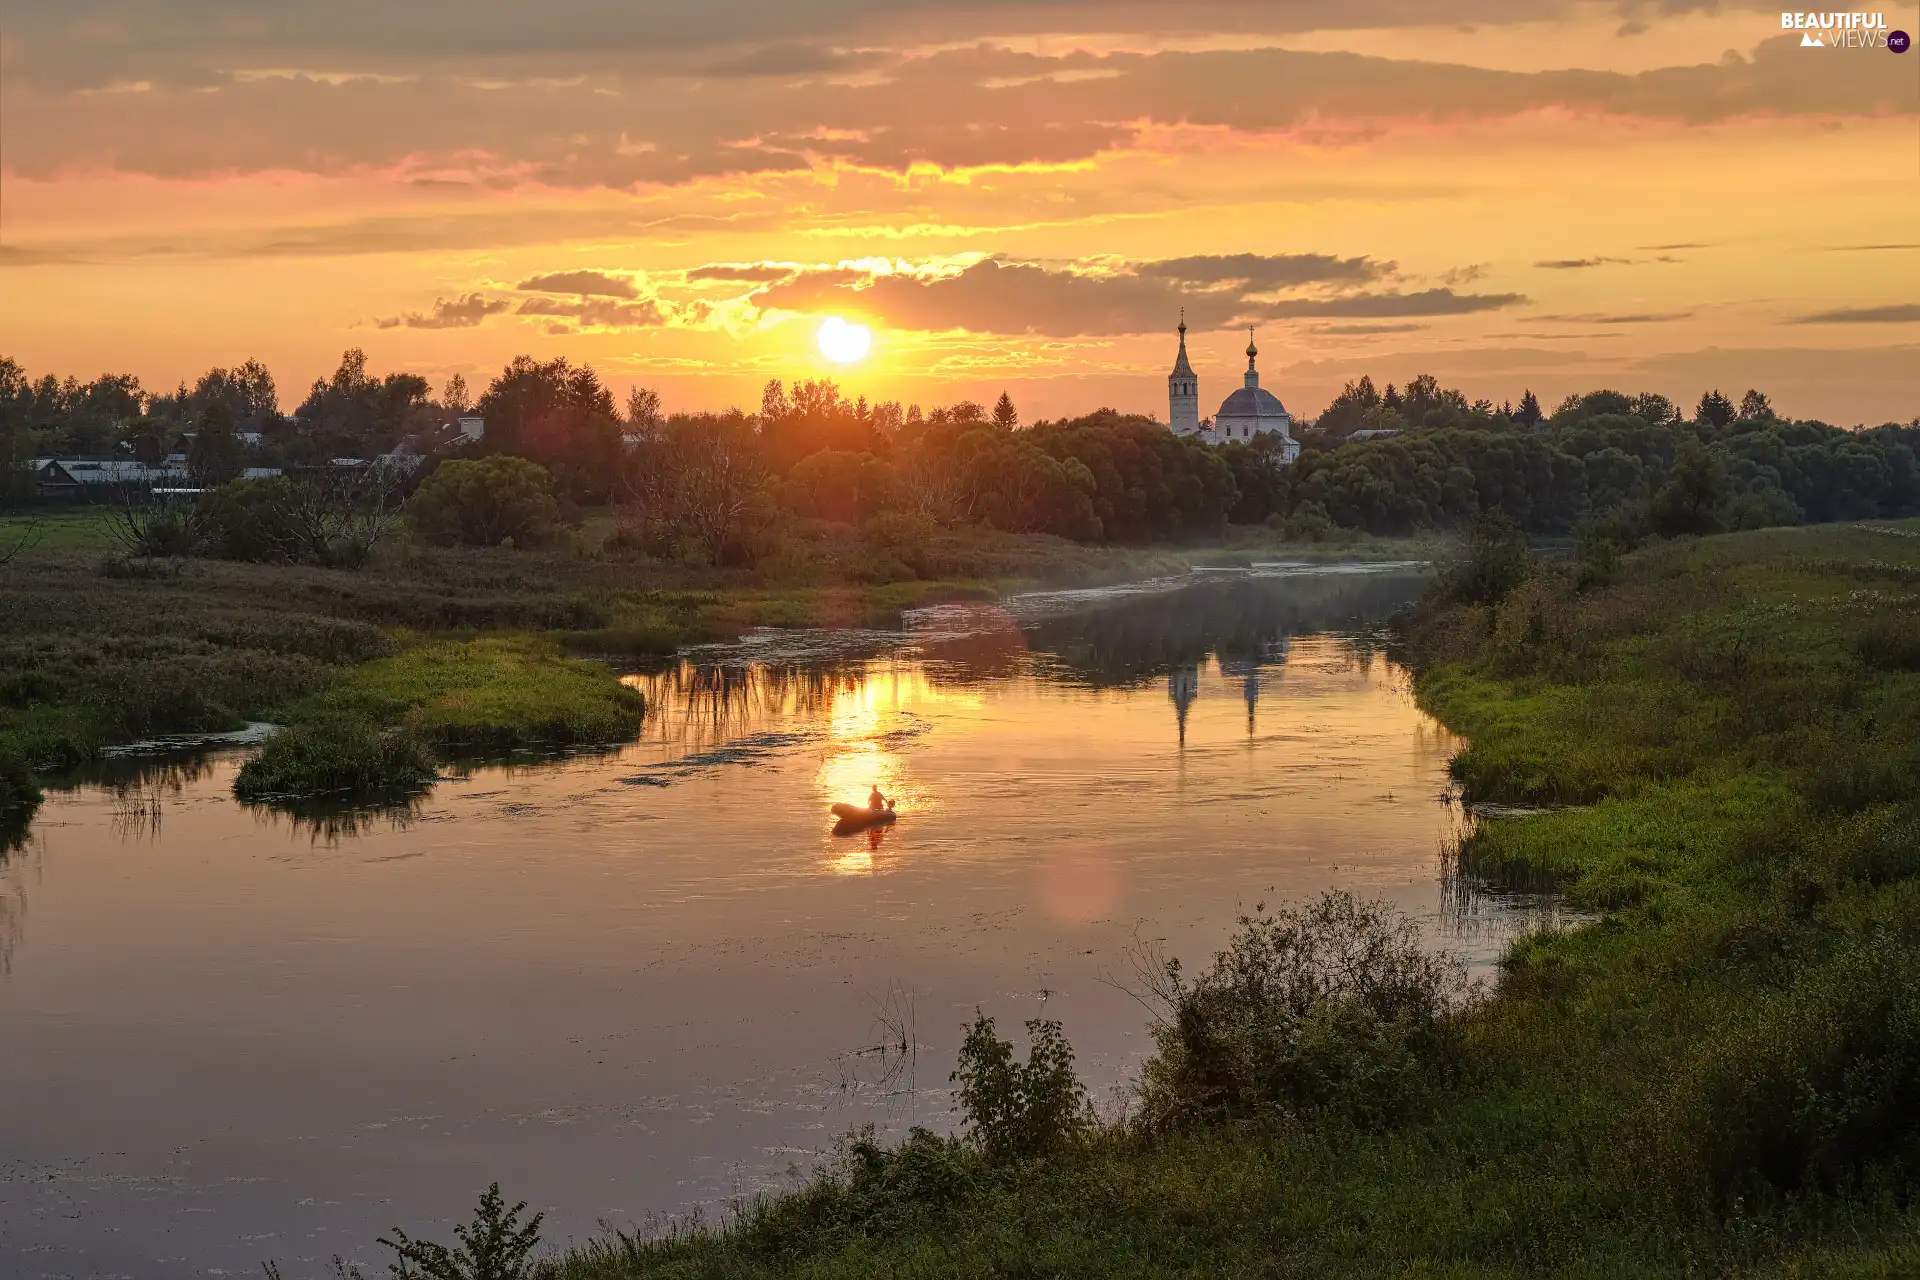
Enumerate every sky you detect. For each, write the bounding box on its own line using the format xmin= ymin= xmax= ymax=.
xmin=2 ymin=0 xmax=1918 ymax=424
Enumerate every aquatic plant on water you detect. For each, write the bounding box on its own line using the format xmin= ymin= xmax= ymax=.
xmin=233 ymin=719 xmax=439 ymax=802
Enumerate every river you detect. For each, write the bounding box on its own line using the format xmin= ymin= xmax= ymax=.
xmin=0 ymin=564 xmax=1545 ymax=1278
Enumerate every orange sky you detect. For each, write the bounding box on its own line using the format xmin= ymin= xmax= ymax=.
xmin=2 ymin=0 xmax=1917 ymax=423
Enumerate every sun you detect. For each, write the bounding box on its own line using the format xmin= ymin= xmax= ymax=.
xmin=816 ymin=316 xmax=873 ymax=364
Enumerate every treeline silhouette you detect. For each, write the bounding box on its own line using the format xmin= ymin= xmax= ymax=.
xmin=6 ymin=351 xmax=1917 ymax=552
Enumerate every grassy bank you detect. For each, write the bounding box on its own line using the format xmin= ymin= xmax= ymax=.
xmin=0 ymin=524 xmax=1434 ymax=780
xmin=468 ymin=518 xmax=1920 ymax=1279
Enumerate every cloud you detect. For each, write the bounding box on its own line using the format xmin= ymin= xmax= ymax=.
xmin=686 ymin=263 xmax=797 ymax=283
xmin=1534 ymin=256 xmax=1633 ymax=269
xmin=6 ymin=36 xmax=1913 ymax=187
xmin=516 ymin=270 xmax=638 ymax=298
xmin=1822 ymin=244 xmax=1920 ymax=253
xmin=1790 ymin=304 xmax=1920 ymax=324
xmin=1537 ymin=310 xmax=1694 ymax=323
xmin=1310 ymin=323 xmax=1431 ymax=334
xmin=1133 ymin=253 xmax=1387 ymax=291
xmin=377 ymin=293 xmax=509 ymax=329
xmin=1264 ymin=289 xmax=1526 ymax=317
xmin=751 ymin=253 xmax=1440 ymax=335
xmin=514 ymin=296 xmax=666 ymax=328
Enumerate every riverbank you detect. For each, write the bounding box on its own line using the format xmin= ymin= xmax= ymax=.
xmin=0 ymin=524 xmax=1440 ymax=817
xmin=501 ymin=518 xmax=1920 ymax=1278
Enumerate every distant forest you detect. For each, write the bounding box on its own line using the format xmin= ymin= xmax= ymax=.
xmin=4 ymin=351 xmax=1918 ymax=558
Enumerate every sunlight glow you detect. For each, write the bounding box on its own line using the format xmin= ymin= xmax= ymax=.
xmin=815 ymin=316 xmax=873 ymax=364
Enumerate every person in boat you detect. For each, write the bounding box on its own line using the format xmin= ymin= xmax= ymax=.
xmin=867 ymin=784 xmax=889 ymax=813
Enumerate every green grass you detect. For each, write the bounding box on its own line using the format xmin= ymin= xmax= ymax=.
xmin=233 ymin=719 xmax=439 ymax=802
xmin=0 ymin=508 xmax=115 ymax=551
xmin=284 ymin=634 xmax=645 ymax=748
xmin=511 ymin=518 xmax=1920 ymax=1279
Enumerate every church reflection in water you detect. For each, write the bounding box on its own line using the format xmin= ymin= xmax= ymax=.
xmin=625 ymin=569 xmax=1424 ymax=762
xmin=1173 ymin=635 xmax=1291 ymax=746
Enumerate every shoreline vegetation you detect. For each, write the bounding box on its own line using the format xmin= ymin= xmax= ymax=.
xmin=305 ymin=514 xmax=1920 ymax=1279
xmin=0 ymin=517 xmax=1438 ymax=819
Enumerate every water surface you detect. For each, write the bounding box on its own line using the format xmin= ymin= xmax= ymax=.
xmin=1 ymin=565 xmax=1529 ymax=1278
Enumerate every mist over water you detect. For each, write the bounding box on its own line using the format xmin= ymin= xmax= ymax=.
xmin=0 ymin=565 xmax=1541 ymax=1278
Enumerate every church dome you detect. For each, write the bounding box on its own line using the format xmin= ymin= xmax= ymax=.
xmin=1216 ymin=385 xmax=1289 ymax=421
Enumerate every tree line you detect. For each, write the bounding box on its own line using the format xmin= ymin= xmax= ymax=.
xmin=6 ymin=350 xmax=1918 ymax=563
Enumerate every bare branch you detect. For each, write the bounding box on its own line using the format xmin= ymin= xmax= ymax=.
xmin=0 ymin=515 xmax=43 ymax=568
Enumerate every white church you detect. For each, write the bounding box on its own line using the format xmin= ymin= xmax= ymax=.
xmin=1167 ymin=318 xmax=1301 ymax=463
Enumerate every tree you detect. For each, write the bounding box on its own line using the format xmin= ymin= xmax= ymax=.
xmin=1738 ymin=389 xmax=1775 ymax=422
xmin=1651 ymin=439 xmax=1724 ymax=536
xmin=188 ymin=400 xmax=245 ymax=486
xmin=1697 ymin=389 xmax=1736 ymax=429
xmin=625 ymin=386 xmax=663 ymax=433
xmin=408 ymin=456 xmax=559 ymax=548
xmin=442 ymin=373 xmax=471 ymax=416
xmin=475 ymin=356 xmax=621 ymax=502
xmin=993 ymin=392 xmax=1019 ymax=430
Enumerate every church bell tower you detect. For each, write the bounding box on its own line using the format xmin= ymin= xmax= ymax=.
xmin=1168 ymin=314 xmax=1199 ymax=437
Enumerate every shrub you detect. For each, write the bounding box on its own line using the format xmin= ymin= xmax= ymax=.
xmin=951 ymin=1014 xmax=1091 ymax=1162
xmin=1644 ymin=936 xmax=1920 ymax=1212
xmin=1135 ymin=891 xmax=1468 ymax=1132
xmin=233 ymin=719 xmax=438 ymax=801
xmin=196 ymin=478 xmax=304 ymax=563
xmin=0 ymin=740 xmax=40 ymax=822
xmin=1853 ymin=619 xmax=1920 ymax=672
xmin=409 ymin=457 xmax=560 ymax=549
xmin=380 ymin=1182 xmax=544 ymax=1280
xmin=1439 ymin=510 xmax=1533 ymax=606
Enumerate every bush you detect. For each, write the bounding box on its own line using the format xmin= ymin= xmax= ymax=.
xmin=951 ymin=1014 xmax=1091 ymax=1162
xmin=379 ymin=1182 xmax=543 ymax=1280
xmin=1136 ymin=891 xmax=1468 ymax=1132
xmin=196 ymin=477 xmax=303 ymax=562
xmin=1853 ymin=619 xmax=1920 ymax=672
xmin=409 ymin=457 xmax=560 ymax=549
xmin=234 ymin=719 xmax=438 ymax=801
xmin=1439 ymin=510 xmax=1533 ymax=606
xmin=0 ymin=741 xmax=40 ymax=822
xmin=1645 ymin=937 xmax=1920 ymax=1212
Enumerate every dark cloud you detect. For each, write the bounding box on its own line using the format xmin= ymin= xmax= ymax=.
xmin=376 ymin=293 xmax=509 ymax=329
xmin=1134 ymin=253 xmax=1387 ymax=291
xmin=514 ymin=296 xmax=666 ymax=327
xmin=6 ymin=37 xmax=1911 ymax=187
xmin=1790 ymin=304 xmax=1920 ymax=324
xmin=0 ymin=1 xmax=1612 ymax=91
xmin=1534 ymin=256 xmax=1633 ymax=269
xmin=516 ymin=270 xmax=639 ymax=298
xmin=1264 ymin=289 xmax=1526 ymax=318
xmin=752 ymin=253 xmax=1434 ymax=335
xmin=1823 ymin=244 xmax=1920 ymax=253
xmin=1638 ymin=242 xmax=1713 ymax=250
xmin=686 ymin=263 xmax=797 ymax=283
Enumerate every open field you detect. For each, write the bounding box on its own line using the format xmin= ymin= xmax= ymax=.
xmin=480 ymin=518 xmax=1920 ymax=1279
